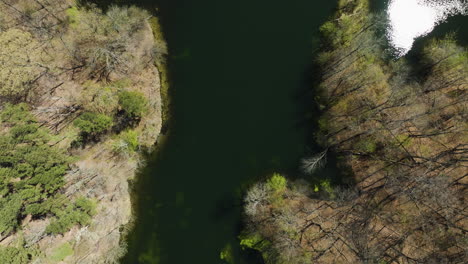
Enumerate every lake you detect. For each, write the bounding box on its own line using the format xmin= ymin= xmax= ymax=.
xmin=119 ymin=0 xmax=335 ymax=263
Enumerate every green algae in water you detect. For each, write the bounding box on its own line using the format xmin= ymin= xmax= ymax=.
xmin=220 ymin=243 xmax=235 ymax=264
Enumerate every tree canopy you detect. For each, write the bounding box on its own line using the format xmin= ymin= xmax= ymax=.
xmin=118 ymin=90 xmax=148 ymax=119
xmin=74 ymin=112 xmax=113 ymax=136
xmin=0 ymin=104 xmax=94 ymax=237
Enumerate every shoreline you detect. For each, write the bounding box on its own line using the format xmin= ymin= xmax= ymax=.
xmin=0 ymin=3 xmax=170 ymax=262
xmin=240 ymin=0 xmax=468 ymax=263
xmin=118 ymin=14 xmax=171 ymax=262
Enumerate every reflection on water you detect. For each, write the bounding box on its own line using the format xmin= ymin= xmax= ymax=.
xmin=387 ymin=0 xmax=467 ymax=56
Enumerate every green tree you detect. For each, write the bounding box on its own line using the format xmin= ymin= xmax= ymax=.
xmin=0 ymin=195 xmax=22 ymax=235
xmin=0 ymin=246 xmax=34 ymax=264
xmin=0 ymin=104 xmax=70 ymax=236
xmin=118 ymin=91 xmax=148 ymax=119
xmin=267 ymin=173 xmax=288 ymax=204
xmin=46 ymin=197 xmax=96 ymax=235
xmin=267 ymin=173 xmax=287 ymax=194
xmin=74 ymin=112 xmax=113 ymax=136
xmin=112 ymin=129 xmax=140 ymax=156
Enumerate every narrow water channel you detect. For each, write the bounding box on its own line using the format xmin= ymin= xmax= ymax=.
xmin=118 ymin=0 xmax=336 ymax=263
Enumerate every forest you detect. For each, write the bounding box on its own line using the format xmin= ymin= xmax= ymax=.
xmin=242 ymin=0 xmax=467 ymax=263
xmin=0 ymin=0 xmax=164 ymax=262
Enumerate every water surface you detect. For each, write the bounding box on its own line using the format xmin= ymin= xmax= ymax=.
xmin=120 ymin=1 xmax=336 ymax=263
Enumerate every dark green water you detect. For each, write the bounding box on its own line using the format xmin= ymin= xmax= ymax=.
xmin=117 ymin=1 xmax=336 ymax=263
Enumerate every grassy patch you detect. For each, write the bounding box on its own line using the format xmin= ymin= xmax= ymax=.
xmin=356 ymin=138 xmax=377 ymax=153
xmin=50 ymin=242 xmax=74 ymax=262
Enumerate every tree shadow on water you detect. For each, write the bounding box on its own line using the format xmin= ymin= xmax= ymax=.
xmin=77 ymin=0 xmax=165 ymax=15
xmin=291 ymin=33 xmax=358 ymax=189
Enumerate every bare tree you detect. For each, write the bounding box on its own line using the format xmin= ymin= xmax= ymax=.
xmin=244 ymin=182 xmax=270 ymax=219
xmin=301 ymin=149 xmax=328 ymax=175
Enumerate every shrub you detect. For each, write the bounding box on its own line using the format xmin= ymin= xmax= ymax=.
xmin=79 ymin=82 xmax=119 ymax=115
xmin=112 ymin=129 xmax=139 ymax=155
xmin=118 ymin=91 xmax=148 ymax=119
xmin=0 ymin=29 xmax=42 ymax=98
xmin=66 ymin=6 xmax=79 ymax=25
xmin=313 ymin=179 xmax=335 ymax=199
xmin=263 ymin=174 xmax=288 ymax=206
xmin=267 ymin=173 xmax=287 ymax=194
xmin=46 ymin=197 xmax=96 ymax=235
xmin=319 ymin=21 xmax=338 ymax=43
xmin=356 ymin=138 xmax=377 ymax=153
xmin=74 ymin=112 xmax=113 ymax=136
xmin=239 ymin=232 xmax=267 ymax=250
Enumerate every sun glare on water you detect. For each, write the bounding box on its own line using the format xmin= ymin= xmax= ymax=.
xmin=387 ymin=0 xmax=467 ymax=56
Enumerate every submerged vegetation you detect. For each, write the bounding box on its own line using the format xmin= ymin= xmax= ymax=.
xmin=242 ymin=0 xmax=467 ymax=263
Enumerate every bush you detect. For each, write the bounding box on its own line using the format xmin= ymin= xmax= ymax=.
xmin=79 ymin=82 xmax=119 ymax=115
xmin=267 ymin=173 xmax=287 ymax=194
xmin=265 ymin=173 xmax=288 ymax=206
xmin=239 ymin=232 xmax=271 ymax=260
xmin=112 ymin=129 xmax=139 ymax=155
xmin=74 ymin=112 xmax=113 ymax=136
xmin=46 ymin=197 xmax=96 ymax=235
xmin=0 ymin=29 xmax=42 ymax=98
xmin=118 ymin=91 xmax=148 ymax=119
xmin=356 ymin=138 xmax=377 ymax=153
xmin=313 ymin=179 xmax=335 ymax=199
xmin=319 ymin=21 xmax=338 ymax=43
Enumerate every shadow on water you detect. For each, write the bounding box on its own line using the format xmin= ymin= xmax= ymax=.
xmin=369 ymin=0 xmax=390 ymax=12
